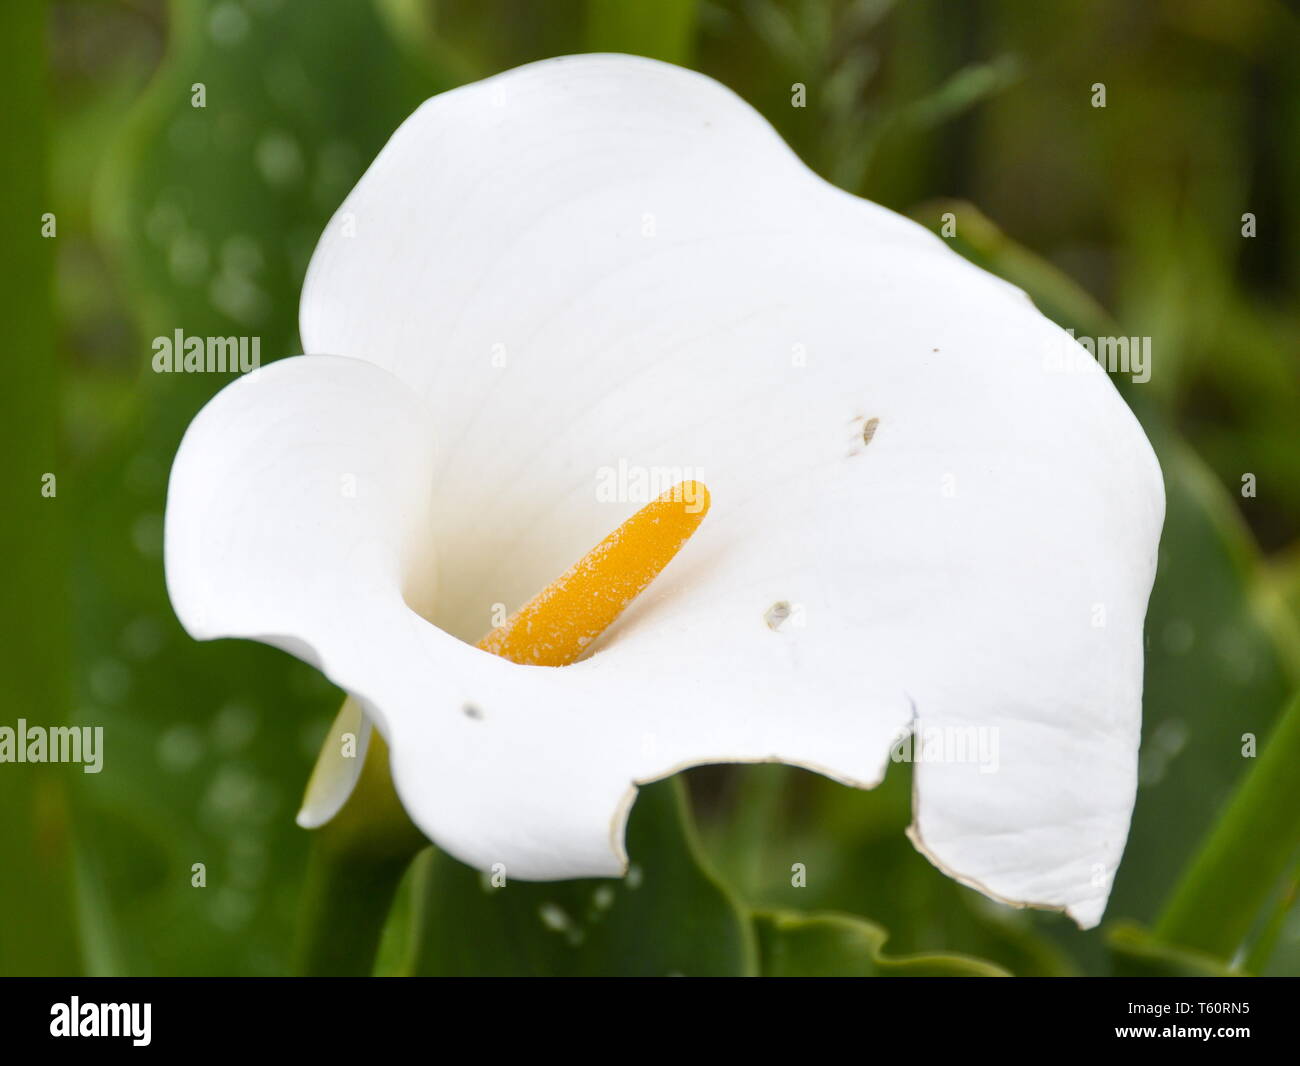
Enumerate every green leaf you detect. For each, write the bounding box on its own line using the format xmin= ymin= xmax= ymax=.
xmin=1106 ymin=922 xmax=1238 ymax=978
xmin=412 ymin=778 xmax=756 ymax=976
xmin=1242 ymin=858 xmax=1300 ymax=975
xmin=755 ymin=910 xmax=1007 ymax=977
xmin=1111 ymin=431 xmax=1300 ymax=923
xmin=894 ymin=56 xmax=1023 ymax=133
xmin=1155 ymin=690 xmax=1300 ymax=962
xmin=1271 ymin=549 xmax=1300 ymax=634
xmin=697 ymin=764 xmax=1076 ymax=976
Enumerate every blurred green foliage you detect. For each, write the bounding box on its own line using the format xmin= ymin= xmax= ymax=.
xmin=16 ymin=0 xmax=1300 ymax=975
xmin=0 ymin=0 xmax=81 ymax=977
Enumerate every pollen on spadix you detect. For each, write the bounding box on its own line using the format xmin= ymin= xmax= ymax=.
xmin=476 ymin=481 xmax=711 ymax=667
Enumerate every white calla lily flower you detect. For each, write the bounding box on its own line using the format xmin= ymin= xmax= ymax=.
xmin=164 ymin=53 xmax=1163 ymax=928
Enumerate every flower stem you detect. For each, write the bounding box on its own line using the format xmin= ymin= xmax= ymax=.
xmin=1242 ymin=856 xmax=1299 ymax=975
xmin=1154 ymin=691 xmax=1300 ymax=963
xmin=294 ymin=731 xmax=426 ymax=976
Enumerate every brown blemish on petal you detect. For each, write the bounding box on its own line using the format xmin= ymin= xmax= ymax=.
xmin=861 ymin=417 xmax=881 ymax=446
xmin=765 ymin=601 xmax=793 ymax=631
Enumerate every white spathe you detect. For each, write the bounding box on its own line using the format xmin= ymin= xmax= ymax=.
xmin=164 ymin=54 xmax=1164 ymax=928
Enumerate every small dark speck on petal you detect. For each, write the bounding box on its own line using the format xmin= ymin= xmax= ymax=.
xmin=463 ymin=703 xmax=484 ymax=721
xmin=765 ymin=601 xmax=792 ymax=631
